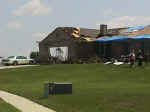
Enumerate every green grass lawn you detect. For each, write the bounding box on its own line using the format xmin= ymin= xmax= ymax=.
xmin=0 ymin=98 xmax=20 ymax=112
xmin=0 ymin=64 xmax=150 ymax=112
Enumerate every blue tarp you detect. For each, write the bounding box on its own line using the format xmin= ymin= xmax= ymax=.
xmin=96 ymin=35 xmax=150 ymax=43
xmin=96 ymin=36 xmax=128 ymax=43
xmin=131 ymin=35 xmax=150 ymax=40
xmin=123 ymin=26 xmax=146 ymax=33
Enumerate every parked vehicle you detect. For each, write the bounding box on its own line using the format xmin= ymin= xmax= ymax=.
xmin=2 ymin=56 xmax=34 ymax=65
xmin=0 ymin=56 xmax=3 ymax=64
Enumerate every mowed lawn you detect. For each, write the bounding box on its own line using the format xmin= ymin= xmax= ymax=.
xmin=0 ymin=98 xmax=20 ymax=112
xmin=0 ymin=64 xmax=150 ymax=112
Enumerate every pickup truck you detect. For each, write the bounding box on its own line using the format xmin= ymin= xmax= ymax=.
xmin=2 ymin=56 xmax=34 ymax=65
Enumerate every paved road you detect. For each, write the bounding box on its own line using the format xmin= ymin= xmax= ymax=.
xmin=0 ymin=65 xmax=38 ymax=69
xmin=0 ymin=91 xmax=55 ymax=112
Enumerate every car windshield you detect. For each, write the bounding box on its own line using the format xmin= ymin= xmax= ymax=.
xmin=8 ymin=56 xmax=15 ymax=59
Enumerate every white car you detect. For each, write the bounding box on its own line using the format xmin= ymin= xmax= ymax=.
xmin=2 ymin=56 xmax=34 ymax=65
xmin=0 ymin=57 xmax=3 ymax=64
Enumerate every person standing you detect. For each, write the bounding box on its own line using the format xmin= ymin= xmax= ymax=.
xmin=137 ymin=49 xmax=143 ymax=67
xmin=130 ymin=49 xmax=136 ymax=68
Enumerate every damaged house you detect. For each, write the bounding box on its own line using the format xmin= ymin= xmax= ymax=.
xmin=96 ymin=25 xmax=150 ymax=59
xmin=39 ymin=27 xmax=100 ymax=64
xmin=39 ymin=25 xmax=125 ymax=64
xmin=39 ymin=24 xmax=150 ymax=64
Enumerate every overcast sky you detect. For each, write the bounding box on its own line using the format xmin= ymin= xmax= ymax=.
xmin=1 ymin=0 xmax=150 ymax=57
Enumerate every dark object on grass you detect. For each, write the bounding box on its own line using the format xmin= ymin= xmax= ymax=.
xmin=44 ymin=82 xmax=72 ymax=97
xmin=44 ymin=83 xmax=49 ymax=98
xmin=52 ymin=83 xmax=72 ymax=95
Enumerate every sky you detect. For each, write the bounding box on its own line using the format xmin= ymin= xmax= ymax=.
xmin=1 ymin=0 xmax=150 ymax=57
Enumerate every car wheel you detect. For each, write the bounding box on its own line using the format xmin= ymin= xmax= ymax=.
xmin=4 ymin=64 xmax=9 ymax=66
xmin=29 ymin=61 xmax=34 ymax=65
xmin=13 ymin=61 xmax=18 ymax=66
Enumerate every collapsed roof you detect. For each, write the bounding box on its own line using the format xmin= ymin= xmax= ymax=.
xmin=40 ymin=25 xmax=150 ymax=44
xmin=95 ymin=25 xmax=150 ymax=43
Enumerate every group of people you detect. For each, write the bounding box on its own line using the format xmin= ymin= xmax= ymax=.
xmin=129 ymin=49 xmax=143 ymax=68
